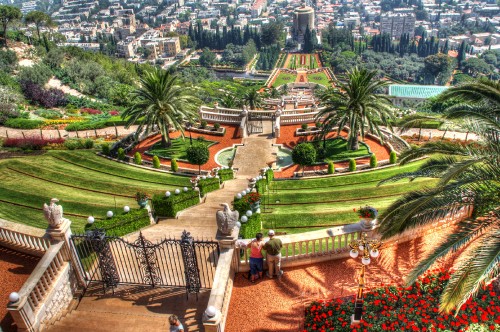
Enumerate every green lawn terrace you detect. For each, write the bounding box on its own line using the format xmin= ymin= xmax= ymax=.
xmin=261 ymin=160 xmax=433 ymax=235
xmin=283 ymin=53 xmax=322 ymax=70
xmin=0 ymin=150 xmax=190 ymax=232
xmin=146 ymin=137 xmax=218 ymax=161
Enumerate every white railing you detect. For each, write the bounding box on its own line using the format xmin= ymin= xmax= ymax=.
xmin=200 ymin=110 xmax=241 ymax=124
xmin=280 ymin=111 xmax=321 ymax=124
xmin=8 ymin=241 xmax=68 ymax=331
xmin=0 ymin=219 xmax=49 ymax=257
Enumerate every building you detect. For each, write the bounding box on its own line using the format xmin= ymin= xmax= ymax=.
xmin=163 ymin=37 xmax=181 ymax=56
xmin=388 ymin=84 xmax=448 ymax=106
xmin=293 ymin=4 xmax=315 ymax=42
xmin=380 ymin=13 xmax=416 ymax=38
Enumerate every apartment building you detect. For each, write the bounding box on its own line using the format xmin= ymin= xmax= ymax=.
xmin=380 ymin=12 xmax=416 ymax=38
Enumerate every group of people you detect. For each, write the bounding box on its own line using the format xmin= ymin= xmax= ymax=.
xmin=247 ymin=230 xmax=283 ymax=282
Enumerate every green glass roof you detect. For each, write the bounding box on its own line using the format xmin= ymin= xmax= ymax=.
xmin=389 ymin=84 xmax=448 ymax=99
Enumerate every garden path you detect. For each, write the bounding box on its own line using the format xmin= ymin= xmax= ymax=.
xmin=225 ymin=223 xmax=459 ymax=332
xmin=0 ymin=125 xmax=139 ymax=139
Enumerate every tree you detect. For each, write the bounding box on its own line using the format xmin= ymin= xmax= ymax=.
xmin=303 ymin=25 xmax=314 ymax=53
xmin=378 ymin=78 xmax=500 ymax=313
xmin=261 ymin=22 xmax=283 ymax=46
xmin=242 ymin=88 xmax=262 ymax=110
xmin=199 ymin=47 xmax=216 ymax=67
xmin=0 ymin=5 xmax=22 ymax=46
xmin=292 ymin=142 xmax=317 ymax=175
xmin=462 ymin=58 xmax=493 ymax=78
xmin=25 ymin=10 xmax=54 ymax=41
xmin=316 ymin=67 xmax=395 ymax=151
xmin=186 ymin=143 xmax=209 ymax=174
xmin=122 ymin=68 xmax=200 ymax=148
xmin=424 ymin=53 xmax=453 ymax=84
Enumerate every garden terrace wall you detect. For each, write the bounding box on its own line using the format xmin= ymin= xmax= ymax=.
xmin=0 ymin=219 xmax=49 ymax=257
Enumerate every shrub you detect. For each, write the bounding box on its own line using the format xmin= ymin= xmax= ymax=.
xmin=390 ymin=150 xmax=397 ymax=164
xmin=217 ymin=169 xmax=234 ymax=182
xmin=265 ymin=168 xmax=274 ymax=183
xmin=348 ymin=158 xmax=356 ymax=172
xmin=133 ymin=152 xmax=142 ymax=165
xmin=327 ymin=161 xmax=334 ymax=174
xmin=64 ymin=121 xmax=107 ymax=131
xmin=233 ymin=196 xmax=251 ymax=216
xmin=370 ymin=154 xmax=377 ymax=168
xmin=64 ymin=139 xmax=80 ymax=150
xmin=34 ymin=109 xmax=63 ymax=119
xmin=101 ymin=143 xmax=110 ymax=155
xmin=21 ymin=81 xmax=67 ymax=108
xmin=80 ymin=108 xmax=102 ymax=115
xmin=3 ymin=137 xmax=64 ymax=150
xmin=4 ymin=118 xmax=44 ymax=129
xmin=83 ymin=138 xmax=94 ymax=149
xmin=117 ymin=148 xmax=125 ymax=161
xmin=292 ymin=142 xmax=316 ymax=175
xmin=84 ymin=209 xmax=150 ymax=237
xmin=198 ymin=177 xmax=220 ymax=197
xmin=213 ymin=122 xmax=220 ymax=130
xmin=301 ymin=123 xmax=308 ymax=131
xmin=186 ymin=143 xmax=209 ymax=174
xmin=315 ymin=121 xmax=322 ymax=129
xmin=152 ymin=155 xmax=161 ymax=169
xmin=200 ymin=120 xmax=207 ymax=129
xmin=152 ymin=190 xmax=200 ymax=217
xmin=255 ymin=179 xmax=267 ymax=194
xmin=171 ymin=158 xmax=179 ymax=172
xmin=239 ymin=214 xmax=261 ymax=239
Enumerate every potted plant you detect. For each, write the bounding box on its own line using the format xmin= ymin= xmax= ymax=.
xmin=355 ymin=205 xmax=378 ymax=229
xmin=245 ymin=192 xmax=262 ymax=212
xmin=213 ymin=123 xmax=220 ymax=131
xmin=136 ymin=191 xmax=149 ymax=208
xmin=301 ymin=123 xmax=308 ymax=132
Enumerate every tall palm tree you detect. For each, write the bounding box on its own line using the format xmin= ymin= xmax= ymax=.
xmin=315 ymin=67 xmax=394 ymax=151
xmin=219 ymin=92 xmax=240 ymax=109
xmin=122 ymin=68 xmax=200 ymax=148
xmin=378 ymin=78 xmax=500 ymax=313
xmin=242 ymin=88 xmax=262 ymax=110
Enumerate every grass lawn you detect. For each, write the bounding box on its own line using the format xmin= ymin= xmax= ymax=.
xmin=260 ymin=160 xmax=435 ymax=234
xmin=319 ymin=138 xmax=371 ymax=161
xmin=273 ymin=72 xmax=297 ymax=87
xmin=147 ymin=137 xmax=217 ymax=161
xmin=0 ymin=150 xmax=190 ymax=233
xmin=307 ymin=71 xmax=330 ymax=86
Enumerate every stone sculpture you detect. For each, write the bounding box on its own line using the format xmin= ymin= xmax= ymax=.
xmin=43 ymin=198 xmax=66 ymax=228
xmin=216 ymin=203 xmax=239 ymax=235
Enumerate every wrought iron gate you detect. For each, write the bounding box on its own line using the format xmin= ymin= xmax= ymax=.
xmin=70 ymin=230 xmax=220 ymax=296
xmin=247 ymin=113 xmax=263 ymax=134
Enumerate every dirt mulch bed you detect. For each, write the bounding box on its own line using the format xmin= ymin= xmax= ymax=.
xmin=0 ymin=246 xmax=40 ymax=332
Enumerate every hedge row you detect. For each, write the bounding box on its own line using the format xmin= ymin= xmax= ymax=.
xmin=233 ymin=197 xmax=251 ymax=216
xmin=84 ymin=209 xmax=150 ymax=237
xmin=4 ymin=118 xmax=44 ymax=129
xmin=240 ymin=214 xmax=261 ymax=239
xmin=198 ymin=177 xmax=220 ymax=197
xmin=217 ymin=169 xmax=234 ymax=182
xmin=152 ymin=190 xmax=200 ymax=217
xmin=255 ymin=179 xmax=267 ymax=194
xmin=265 ymin=168 xmax=274 ymax=183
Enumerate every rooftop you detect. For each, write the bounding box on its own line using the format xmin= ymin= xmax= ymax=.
xmin=389 ymin=84 xmax=448 ymax=99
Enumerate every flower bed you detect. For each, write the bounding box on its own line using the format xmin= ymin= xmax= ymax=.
xmin=304 ymin=270 xmax=500 ymax=331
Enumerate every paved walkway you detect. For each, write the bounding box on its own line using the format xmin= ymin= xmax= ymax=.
xmin=0 ymin=125 xmax=139 ymax=139
xmin=392 ymin=127 xmax=479 ymax=141
xmin=225 ymin=224 xmax=458 ymax=332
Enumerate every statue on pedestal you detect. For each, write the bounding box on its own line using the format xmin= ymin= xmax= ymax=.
xmin=43 ymin=198 xmax=67 ymax=228
xmin=216 ymin=203 xmax=239 ymax=235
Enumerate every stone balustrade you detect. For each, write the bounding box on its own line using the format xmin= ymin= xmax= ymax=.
xmin=280 ymin=111 xmax=321 ymax=124
xmin=200 ymin=110 xmax=241 ymax=124
xmin=8 ymin=241 xmax=70 ymax=331
xmin=0 ymin=219 xmax=49 ymax=257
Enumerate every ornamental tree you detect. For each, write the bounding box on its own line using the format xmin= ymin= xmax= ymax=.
xmin=186 ymin=143 xmax=209 ymax=174
xmin=292 ymin=142 xmax=316 ymax=176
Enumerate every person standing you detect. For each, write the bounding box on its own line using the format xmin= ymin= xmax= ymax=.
xmin=169 ymin=314 xmax=184 ymax=332
xmin=249 ymin=232 xmax=265 ymax=283
xmin=264 ymin=230 xmax=283 ymax=278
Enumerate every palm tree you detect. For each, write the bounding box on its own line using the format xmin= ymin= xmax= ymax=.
xmin=242 ymin=88 xmax=262 ymax=110
xmin=219 ymin=92 xmax=240 ymax=109
xmin=378 ymin=78 xmax=500 ymax=313
xmin=122 ymin=68 xmax=200 ymax=148
xmin=315 ymin=67 xmax=394 ymax=151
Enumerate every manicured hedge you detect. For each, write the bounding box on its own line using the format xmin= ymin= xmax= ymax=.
xmin=84 ymin=209 xmax=150 ymax=237
xmin=265 ymin=168 xmax=274 ymax=183
xmin=65 ymin=121 xmax=108 ymax=131
xmin=217 ymin=169 xmax=234 ymax=182
xmin=198 ymin=177 xmax=220 ymax=197
xmin=239 ymin=213 xmax=261 ymax=239
xmin=4 ymin=118 xmax=44 ymax=129
xmin=152 ymin=190 xmax=200 ymax=217
xmin=255 ymin=179 xmax=267 ymax=194
xmin=233 ymin=197 xmax=251 ymax=216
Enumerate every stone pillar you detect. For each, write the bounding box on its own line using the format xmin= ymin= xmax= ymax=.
xmin=216 ymin=225 xmax=239 ymax=250
xmin=46 ymin=219 xmax=86 ymax=289
xmin=203 ymin=307 xmax=223 ymax=332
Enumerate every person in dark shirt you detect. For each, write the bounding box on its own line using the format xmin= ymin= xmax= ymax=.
xmin=263 ymin=230 xmax=283 ymax=279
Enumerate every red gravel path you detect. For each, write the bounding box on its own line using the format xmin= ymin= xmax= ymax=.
xmin=0 ymin=247 xmax=40 ymax=332
xmin=130 ymin=125 xmax=242 ymax=172
xmin=225 ymin=226 xmax=457 ymax=332
xmin=275 ymin=125 xmax=391 ymax=178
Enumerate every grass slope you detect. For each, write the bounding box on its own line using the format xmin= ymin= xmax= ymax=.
xmin=262 ymin=160 xmax=434 ymax=234
xmin=307 ymin=72 xmax=329 ymax=86
xmin=147 ymin=138 xmax=216 ymax=160
xmin=273 ymin=73 xmax=297 ymax=87
xmin=0 ymin=150 xmax=190 ymax=232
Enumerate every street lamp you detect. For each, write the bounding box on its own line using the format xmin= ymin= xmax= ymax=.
xmin=186 ymin=122 xmax=193 ymax=145
xmin=349 ymin=232 xmax=382 ymax=324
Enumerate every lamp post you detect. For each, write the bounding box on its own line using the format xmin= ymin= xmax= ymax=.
xmin=349 ymin=232 xmax=382 ymax=324
xmin=186 ymin=122 xmax=193 ymax=145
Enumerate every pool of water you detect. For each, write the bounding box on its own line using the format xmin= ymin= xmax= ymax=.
xmin=216 ymin=147 xmax=236 ymax=167
xmin=275 ymin=147 xmax=293 ymax=169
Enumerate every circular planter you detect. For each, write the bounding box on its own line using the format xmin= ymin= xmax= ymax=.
xmin=360 ymin=218 xmax=377 ymax=230
xmin=138 ymin=199 xmax=148 ymax=208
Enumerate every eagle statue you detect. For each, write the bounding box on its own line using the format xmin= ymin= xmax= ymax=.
xmin=43 ymin=198 xmax=65 ymax=228
xmin=216 ymin=203 xmax=239 ymax=235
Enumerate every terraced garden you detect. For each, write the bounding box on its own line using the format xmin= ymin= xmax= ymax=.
xmin=307 ymin=72 xmax=330 ymax=86
xmin=261 ymin=160 xmax=435 ymax=234
xmin=272 ymin=72 xmax=297 ymax=87
xmin=0 ymin=150 xmax=190 ymax=232
xmin=147 ymin=137 xmax=217 ymax=160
